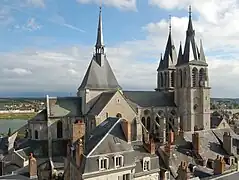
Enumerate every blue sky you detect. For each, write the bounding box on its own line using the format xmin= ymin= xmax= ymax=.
xmin=0 ymin=0 xmax=239 ymax=97
xmin=0 ymin=0 xmax=176 ymax=51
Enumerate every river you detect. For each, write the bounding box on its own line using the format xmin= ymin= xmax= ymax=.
xmin=0 ymin=119 xmax=28 ymax=134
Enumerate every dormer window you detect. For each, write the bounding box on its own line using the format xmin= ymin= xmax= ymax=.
xmin=114 ymin=155 xmax=124 ymax=168
xmin=143 ymin=157 xmax=150 ymax=171
xmin=99 ymin=157 xmax=109 ymax=170
xmin=165 ymin=171 xmax=170 ymax=180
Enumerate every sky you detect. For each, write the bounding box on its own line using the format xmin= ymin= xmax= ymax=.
xmin=0 ymin=0 xmax=239 ymax=97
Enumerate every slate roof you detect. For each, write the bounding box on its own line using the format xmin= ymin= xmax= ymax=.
xmin=184 ymin=130 xmax=228 ymax=160
xmin=78 ymin=117 xmax=162 ymax=177
xmin=48 ymin=97 xmax=82 ymax=118
xmin=123 ymin=91 xmax=176 ymax=108
xmin=204 ymin=171 xmax=239 ymax=180
xmin=29 ymin=109 xmax=47 ymax=121
xmin=87 ymin=91 xmax=116 ymax=115
xmin=84 ymin=117 xmax=122 ymax=156
xmin=78 ymin=55 xmax=121 ymax=90
xmin=158 ymin=31 xmax=177 ymax=71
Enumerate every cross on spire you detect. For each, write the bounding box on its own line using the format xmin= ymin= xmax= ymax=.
xmin=169 ymin=15 xmax=172 ymax=33
xmin=189 ymin=5 xmax=192 ymax=18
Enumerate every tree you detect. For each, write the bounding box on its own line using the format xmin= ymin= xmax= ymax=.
xmin=7 ymin=128 xmax=11 ymax=136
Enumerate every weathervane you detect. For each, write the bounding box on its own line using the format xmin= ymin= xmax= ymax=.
xmin=189 ymin=5 xmax=192 ymax=18
xmin=169 ymin=15 xmax=172 ymax=33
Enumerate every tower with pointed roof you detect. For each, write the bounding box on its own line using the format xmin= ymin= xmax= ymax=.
xmin=175 ymin=6 xmax=211 ymax=132
xmin=156 ymin=15 xmax=177 ymax=92
xmin=77 ymin=7 xmax=121 ymax=114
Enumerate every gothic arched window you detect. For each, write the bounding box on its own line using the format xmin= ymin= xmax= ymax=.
xmin=199 ymin=68 xmax=205 ymax=82
xmin=179 ymin=69 xmax=183 ymax=87
xmin=160 ymin=73 xmax=163 ymax=87
xmin=141 ymin=117 xmax=146 ymax=126
xmin=164 ymin=72 xmax=167 ymax=87
xmin=57 ymin=121 xmax=63 ymax=138
xmin=34 ymin=130 xmax=38 ymax=139
xmin=184 ymin=69 xmax=187 ymax=87
xmin=146 ymin=117 xmax=151 ymax=131
xmin=192 ymin=67 xmax=198 ymax=87
xmin=155 ymin=117 xmax=160 ymax=130
xmin=171 ymin=71 xmax=175 ymax=87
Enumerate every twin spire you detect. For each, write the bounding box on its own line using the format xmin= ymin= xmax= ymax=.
xmin=158 ymin=5 xmax=207 ymax=71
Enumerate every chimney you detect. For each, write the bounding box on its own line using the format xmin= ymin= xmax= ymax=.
xmin=223 ymin=132 xmax=233 ymax=155
xmin=143 ymin=137 xmax=155 ymax=155
xmin=29 ymin=153 xmax=37 ymax=179
xmin=177 ymin=161 xmax=190 ymax=180
xmin=192 ymin=132 xmax=200 ymax=154
xmin=214 ymin=155 xmax=225 ymax=175
xmin=168 ymin=130 xmax=174 ymax=144
xmin=76 ymin=138 xmax=84 ymax=167
xmin=121 ymin=119 xmax=131 ymax=143
xmin=72 ymin=119 xmax=85 ymax=143
xmin=0 ymin=161 xmax=4 ymax=176
xmin=164 ymin=142 xmax=173 ymax=157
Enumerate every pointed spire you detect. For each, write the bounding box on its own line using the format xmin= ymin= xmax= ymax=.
xmin=157 ymin=53 xmax=164 ymax=71
xmin=199 ymin=39 xmax=206 ymax=61
xmin=176 ymin=41 xmax=183 ymax=66
xmin=161 ymin=17 xmax=177 ymax=70
xmin=187 ymin=5 xmax=194 ymax=34
xmin=95 ymin=6 xmax=104 ymax=50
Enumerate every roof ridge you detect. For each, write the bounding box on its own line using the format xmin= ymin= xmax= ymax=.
xmin=86 ymin=118 xmax=122 ymax=157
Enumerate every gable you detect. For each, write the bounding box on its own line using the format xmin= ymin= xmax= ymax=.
xmin=98 ymin=91 xmax=137 ymax=122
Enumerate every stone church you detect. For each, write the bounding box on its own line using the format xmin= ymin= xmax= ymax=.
xmin=4 ymin=6 xmax=239 ymax=180
xmin=15 ymin=5 xmax=211 ymax=179
xmin=26 ymin=5 xmax=210 ymax=157
xmin=76 ymin=5 xmax=211 ymax=142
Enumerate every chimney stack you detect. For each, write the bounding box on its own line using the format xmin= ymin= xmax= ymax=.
xmin=143 ymin=137 xmax=155 ymax=155
xmin=121 ymin=119 xmax=131 ymax=143
xmin=177 ymin=161 xmax=190 ymax=180
xmin=214 ymin=155 xmax=225 ymax=175
xmin=72 ymin=119 xmax=85 ymax=143
xmin=168 ymin=130 xmax=174 ymax=144
xmin=223 ymin=132 xmax=233 ymax=155
xmin=29 ymin=153 xmax=37 ymax=179
xmin=192 ymin=132 xmax=200 ymax=154
xmin=76 ymin=138 xmax=84 ymax=167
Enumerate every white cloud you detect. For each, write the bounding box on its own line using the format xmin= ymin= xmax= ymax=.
xmin=1 ymin=0 xmax=239 ymax=97
xmin=76 ymin=0 xmax=137 ymax=11
xmin=2 ymin=68 xmax=32 ymax=76
xmin=49 ymin=14 xmax=85 ymax=32
xmin=13 ymin=17 xmax=41 ymax=31
xmin=26 ymin=0 xmax=45 ymax=8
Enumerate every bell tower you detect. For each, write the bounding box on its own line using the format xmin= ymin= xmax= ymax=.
xmin=175 ymin=6 xmax=211 ymax=132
